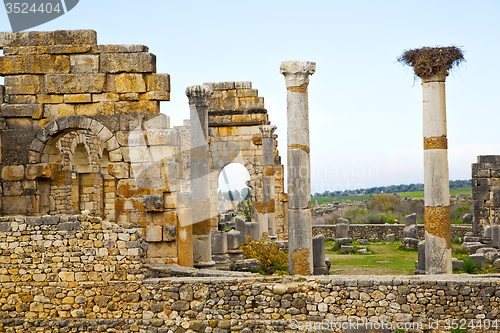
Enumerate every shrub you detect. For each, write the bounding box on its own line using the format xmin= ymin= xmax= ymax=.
xmin=240 ymin=236 xmax=288 ymax=275
xmin=461 ymin=258 xmax=477 ymax=274
xmin=242 ymin=199 xmax=252 ymax=222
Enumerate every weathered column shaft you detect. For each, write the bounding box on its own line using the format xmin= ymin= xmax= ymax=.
xmin=280 ymin=60 xmax=315 ymax=275
xmin=257 ymin=125 xmax=277 ymax=238
xmin=422 ymin=72 xmax=452 ymax=274
xmin=186 ymin=85 xmax=214 ymax=268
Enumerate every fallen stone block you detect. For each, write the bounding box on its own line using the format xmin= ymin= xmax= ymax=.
xmin=384 ymin=234 xmax=396 ymax=241
xmin=233 ymin=259 xmax=260 ymax=271
xmin=341 ymin=245 xmax=354 ymax=253
xmin=469 ymin=253 xmax=486 ymax=270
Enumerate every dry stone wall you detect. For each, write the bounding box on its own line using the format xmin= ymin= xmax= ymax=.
xmin=313 ymin=224 xmax=471 ymax=241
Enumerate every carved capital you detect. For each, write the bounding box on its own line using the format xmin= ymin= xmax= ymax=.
xmin=258 ymin=125 xmax=277 ymax=139
xmin=280 ymin=60 xmax=316 ymax=88
xmin=185 ymin=85 xmax=213 ymax=106
xmin=421 ymin=70 xmax=448 ymax=83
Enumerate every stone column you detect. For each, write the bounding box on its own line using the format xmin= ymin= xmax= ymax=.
xmin=280 ymin=60 xmax=316 ymax=275
xmin=186 ymin=85 xmax=215 ymax=268
xmin=421 ymin=71 xmax=452 ymax=274
xmin=256 ymin=125 xmax=277 ymax=239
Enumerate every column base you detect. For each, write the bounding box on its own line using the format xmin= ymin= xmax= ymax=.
xmin=193 ymin=260 xmax=215 ymax=269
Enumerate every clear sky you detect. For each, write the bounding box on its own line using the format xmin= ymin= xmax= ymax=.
xmin=1 ymin=1 xmax=500 ymax=194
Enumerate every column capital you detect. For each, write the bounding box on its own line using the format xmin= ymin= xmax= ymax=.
xmin=258 ymin=125 xmax=277 ymax=139
xmin=421 ymin=70 xmax=448 ymax=84
xmin=185 ymin=85 xmax=213 ymax=106
xmin=280 ymin=60 xmax=316 ymax=88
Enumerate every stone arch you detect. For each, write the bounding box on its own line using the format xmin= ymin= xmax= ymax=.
xmin=29 ymin=115 xmax=122 ymax=164
xmin=28 ymin=116 xmax=122 ymax=218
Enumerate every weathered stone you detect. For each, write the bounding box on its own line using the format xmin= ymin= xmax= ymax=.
xmin=163 ymin=225 xmax=176 ymax=242
xmin=1 ymin=104 xmax=42 ymax=118
xmin=70 ymin=54 xmax=99 ymax=73
xmin=146 ymin=226 xmax=162 ymax=242
xmin=234 ymin=259 xmax=260 ymax=271
xmin=100 ymin=53 xmax=156 ymax=73
xmin=405 ymin=213 xmax=417 ymax=226
xmin=114 ymin=73 xmax=146 ymax=93
xmin=469 ymin=253 xmax=486 ymax=270
xmin=45 ymin=74 xmax=106 ymax=94
xmin=144 ymin=195 xmax=164 ymax=212
xmin=1 ymin=165 xmax=24 ymax=181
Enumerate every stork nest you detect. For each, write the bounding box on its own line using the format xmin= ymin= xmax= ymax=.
xmin=398 ymin=46 xmax=464 ymax=78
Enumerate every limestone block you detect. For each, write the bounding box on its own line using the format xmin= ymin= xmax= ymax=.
xmin=6 ymin=94 xmax=36 ymax=104
xmin=100 ymin=53 xmax=156 ymax=73
xmin=37 ymin=94 xmax=64 ymax=104
xmin=115 ymin=101 xmax=159 ymax=114
xmin=75 ymin=102 xmax=114 ymax=116
xmin=405 ymin=213 xmax=417 ymax=226
xmin=25 ymin=163 xmax=51 ymax=180
xmin=147 ymin=241 xmax=177 ymax=258
xmin=1 ymin=104 xmax=42 ymax=118
xmin=97 ymin=45 xmax=149 ymax=53
xmin=143 ymin=113 xmax=170 ymax=130
xmin=54 ymin=30 xmax=97 ymax=45
xmin=43 ymin=104 xmax=75 ymax=118
xmin=146 ymin=74 xmax=170 ymax=92
xmin=2 ymin=165 xmax=25 ymax=181
xmin=0 ymin=54 xmax=70 ymax=74
xmin=0 ymin=85 xmax=4 ymax=103
xmin=107 ymin=163 xmax=129 ymax=179
xmin=58 ymin=272 xmax=75 ymax=282
xmin=92 ymin=93 xmax=119 ymax=102
xmin=469 ymin=253 xmax=486 ymax=270
xmin=70 ymin=55 xmax=99 ymax=74
xmin=144 ymin=195 xmax=164 ymax=212
xmin=120 ymin=93 xmax=140 ymax=101
xmin=227 ymin=230 xmax=242 ymax=250
xmin=234 ymin=259 xmax=260 ymax=271
xmin=239 ymin=97 xmax=264 ymax=110
xmin=336 ymin=224 xmax=348 ymax=239
xmin=48 ymin=45 xmax=92 ymax=54
xmin=141 ymin=91 xmax=170 ymax=101
xmin=0 ymin=31 xmax=57 ymax=47
xmin=163 ymin=225 xmax=177 ymax=242
xmin=146 ymin=226 xmax=163 ymax=242
xmin=64 ymin=94 xmax=92 ymax=103
xmin=114 ymin=74 xmax=146 ymax=93
xmin=341 ymin=245 xmax=354 ymax=253
xmin=235 ymin=81 xmax=252 ymax=89
xmin=45 ymin=74 xmax=106 ymax=94
xmin=164 ymin=192 xmax=177 ymax=209
xmin=403 ymin=225 xmax=417 ymax=239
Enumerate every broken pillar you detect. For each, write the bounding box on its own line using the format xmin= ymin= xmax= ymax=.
xmin=187 ymin=85 xmax=215 ymax=268
xmin=246 ymin=222 xmax=260 ymax=242
xmin=313 ymin=235 xmax=328 ymax=275
xmin=256 ymin=125 xmax=277 ymax=239
xmin=281 ymin=60 xmax=316 ymax=275
xmin=415 ymin=240 xmax=426 ymax=275
xmin=235 ymin=216 xmax=247 ymax=245
xmin=493 ymin=225 xmax=500 ymax=249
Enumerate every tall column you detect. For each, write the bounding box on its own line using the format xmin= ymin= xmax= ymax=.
xmin=421 ymin=71 xmax=452 ymax=274
xmin=257 ymin=125 xmax=277 ymax=238
xmin=186 ymin=85 xmax=215 ymax=268
xmin=280 ymin=60 xmax=316 ymax=275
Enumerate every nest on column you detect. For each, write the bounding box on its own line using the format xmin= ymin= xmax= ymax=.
xmin=398 ymin=46 xmax=464 ymax=78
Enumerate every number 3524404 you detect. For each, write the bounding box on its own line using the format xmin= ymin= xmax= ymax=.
xmin=5 ymin=2 xmax=62 ymax=14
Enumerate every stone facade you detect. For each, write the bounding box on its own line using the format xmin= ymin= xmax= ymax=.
xmin=472 ymin=155 xmax=500 ymax=236
xmin=204 ymin=82 xmax=286 ymax=238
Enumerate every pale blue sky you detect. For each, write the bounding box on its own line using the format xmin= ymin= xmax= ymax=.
xmin=2 ymin=1 xmax=500 ymax=194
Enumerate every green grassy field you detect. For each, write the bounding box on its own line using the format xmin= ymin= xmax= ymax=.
xmin=313 ymin=188 xmax=472 ymax=205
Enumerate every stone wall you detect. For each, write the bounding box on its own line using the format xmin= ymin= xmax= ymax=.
xmin=0 ymin=214 xmax=498 ymax=332
xmin=472 ymin=155 xmax=500 ymax=235
xmin=313 ymin=224 xmax=471 ymax=240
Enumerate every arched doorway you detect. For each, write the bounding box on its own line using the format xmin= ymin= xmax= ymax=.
xmin=217 ymin=163 xmax=251 ymax=214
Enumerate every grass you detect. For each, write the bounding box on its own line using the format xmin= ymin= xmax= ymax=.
xmin=326 ymin=240 xmax=418 ymax=275
xmin=398 ymin=188 xmax=472 ymax=199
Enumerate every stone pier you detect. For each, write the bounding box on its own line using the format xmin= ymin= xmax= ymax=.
xmin=280 ymin=60 xmax=316 ymax=275
xmin=256 ymin=125 xmax=277 ymax=239
xmin=421 ymin=71 xmax=452 ymax=274
xmin=186 ymin=85 xmax=215 ymax=268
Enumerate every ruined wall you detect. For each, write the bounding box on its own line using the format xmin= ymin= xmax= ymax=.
xmin=205 ymin=82 xmax=286 ymax=238
xmin=472 ymin=155 xmax=500 ymax=235
xmin=0 ymin=30 xmax=190 ymax=266
xmin=0 ymin=214 xmax=497 ymax=333
xmin=312 ymin=224 xmax=471 ymax=241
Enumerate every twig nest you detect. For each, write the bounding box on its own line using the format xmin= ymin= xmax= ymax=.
xmin=398 ymin=46 xmax=464 ymax=79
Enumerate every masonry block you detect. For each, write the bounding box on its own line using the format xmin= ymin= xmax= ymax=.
xmin=1 ymin=104 xmax=42 ymax=118
xmin=115 ymin=101 xmax=159 ymax=114
xmin=0 ymin=55 xmax=70 ymax=74
xmin=6 ymin=95 xmax=37 ymax=104
xmin=70 ymin=55 xmax=99 ymax=74
xmin=45 ymin=74 xmax=106 ymax=94
xmin=146 ymin=74 xmax=170 ymax=92
xmin=43 ymin=104 xmax=75 ymax=118
xmin=25 ymin=163 xmax=51 ymax=180
xmin=0 ymin=31 xmax=56 ymax=47
xmin=2 ymin=196 xmax=35 ymax=214
xmin=97 ymin=45 xmax=149 ymax=53
xmin=37 ymin=94 xmax=64 ymax=104
xmin=141 ymin=91 xmax=170 ymax=101
xmin=144 ymin=195 xmax=164 ymax=212
xmin=1 ymin=130 xmax=33 ymax=164
xmin=0 ymin=85 xmax=4 ymax=103
xmin=114 ymin=74 xmax=146 ymax=93
xmin=100 ymin=53 xmax=156 ymax=73
xmin=107 ymin=162 xmax=129 ymax=179
xmin=64 ymin=94 xmax=92 ymax=103
xmin=163 ymin=226 xmax=177 ymax=242
xmin=146 ymin=225 xmax=163 ymax=242
xmin=48 ymin=45 xmax=92 ymax=54
xmin=75 ymin=102 xmax=114 ymax=116
xmin=54 ymin=30 xmax=97 ymax=45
